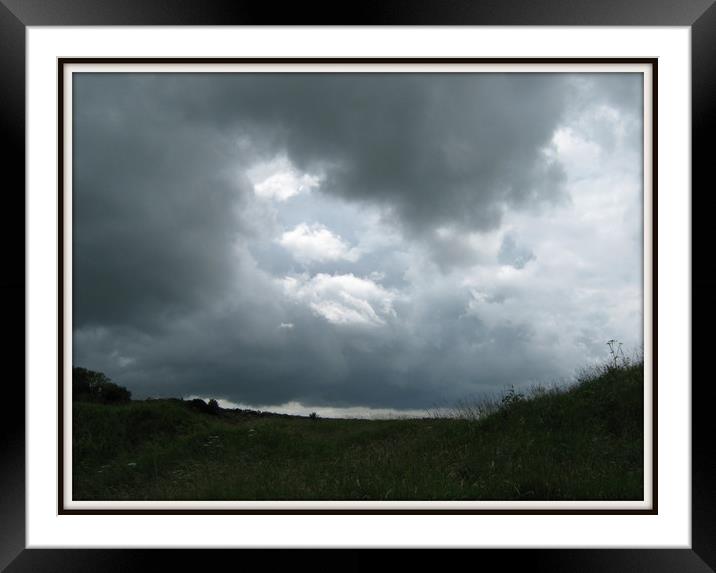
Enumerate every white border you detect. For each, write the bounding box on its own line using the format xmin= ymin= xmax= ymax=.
xmin=27 ymin=27 xmax=690 ymax=548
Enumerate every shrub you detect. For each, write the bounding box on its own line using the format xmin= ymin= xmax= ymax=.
xmin=187 ymin=398 xmax=221 ymax=415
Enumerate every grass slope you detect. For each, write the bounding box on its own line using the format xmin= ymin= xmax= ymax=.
xmin=73 ymin=361 xmax=644 ymax=501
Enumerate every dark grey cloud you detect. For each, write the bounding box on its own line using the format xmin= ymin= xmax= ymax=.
xmin=73 ymin=72 xmax=567 ymax=327
xmin=77 ymin=73 xmax=570 ymax=232
xmin=72 ymin=71 xmax=644 ymax=412
xmin=73 ymin=80 xmax=250 ymax=329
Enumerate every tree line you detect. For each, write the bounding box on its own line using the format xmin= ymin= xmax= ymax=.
xmin=72 ymin=366 xmax=131 ymax=404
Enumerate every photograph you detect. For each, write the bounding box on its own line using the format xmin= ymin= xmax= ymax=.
xmin=63 ymin=62 xmax=653 ymax=509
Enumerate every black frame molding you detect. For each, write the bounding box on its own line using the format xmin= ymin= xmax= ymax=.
xmin=5 ymin=1 xmax=712 ymax=570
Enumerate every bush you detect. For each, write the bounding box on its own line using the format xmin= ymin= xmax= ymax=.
xmin=72 ymin=367 xmax=131 ymax=404
xmin=187 ymin=398 xmax=221 ymax=415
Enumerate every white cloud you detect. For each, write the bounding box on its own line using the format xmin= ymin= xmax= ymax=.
xmin=281 ymin=273 xmax=397 ymax=327
xmin=549 ymin=126 xmax=603 ymax=174
xmin=455 ymin=86 xmax=644 ymax=369
xmin=278 ymin=223 xmax=361 ymax=264
xmin=248 ymin=155 xmax=322 ymax=201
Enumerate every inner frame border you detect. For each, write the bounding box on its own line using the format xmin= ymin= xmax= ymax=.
xmin=57 ymin=56 xmax=658 ymax=516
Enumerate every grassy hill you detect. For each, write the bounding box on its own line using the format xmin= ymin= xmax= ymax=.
xmin=72 ymin=360 xmax=644 ymax=501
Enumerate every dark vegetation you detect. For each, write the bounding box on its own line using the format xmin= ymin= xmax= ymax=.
xmin=72 ymin=356 xmax=644 ymax=501
xmin=72 ymin=366 xmax=131 ymax=404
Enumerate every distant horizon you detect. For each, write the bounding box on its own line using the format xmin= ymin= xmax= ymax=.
xmin=72 ymin=71 xmax=645 ymax=412
xmin=184 ymin=395 xmax=439 ymax=420
xmin=76 ymin=341 xmax=643 ymax=419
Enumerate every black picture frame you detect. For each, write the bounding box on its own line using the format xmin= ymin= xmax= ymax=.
xmin=3 ymin=1 xmax=712 ymax=570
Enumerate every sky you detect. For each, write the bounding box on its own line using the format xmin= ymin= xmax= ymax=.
xmin=72 ymin=71 xmax=644 ymax=417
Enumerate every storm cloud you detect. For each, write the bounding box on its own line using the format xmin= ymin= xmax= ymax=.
xmin=72 ymin=71 xmax=644 ymax=413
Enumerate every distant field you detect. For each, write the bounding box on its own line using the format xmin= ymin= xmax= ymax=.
xmin=73 ymin=361 xmax=644 ymax=501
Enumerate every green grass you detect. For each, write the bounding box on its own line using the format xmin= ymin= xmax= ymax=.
xmin=73 ymin=360 xmax=644 ymax=501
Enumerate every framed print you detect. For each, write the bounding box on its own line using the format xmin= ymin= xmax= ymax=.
xmin=5 ymin=1 xmax=712 ymax=570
